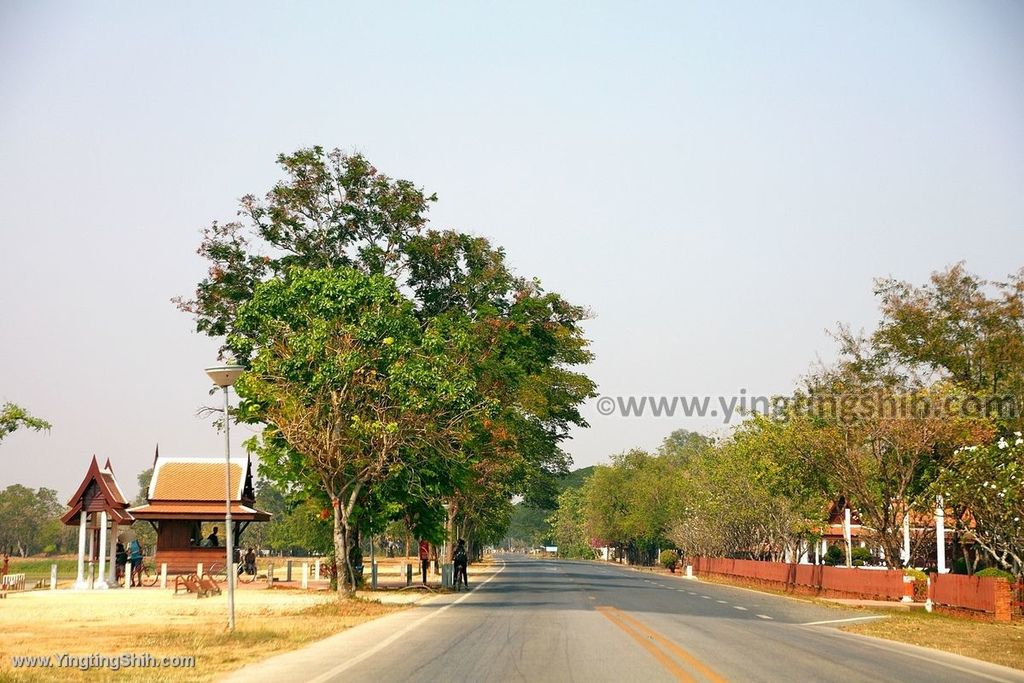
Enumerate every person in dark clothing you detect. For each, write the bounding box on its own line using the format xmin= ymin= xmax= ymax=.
xmin=453 ymin=539 xmax=468 ymax=590
xmin=418 ymin=540 xmax=430 ymax=584
xmin=115 ymin=542 xmax=128 ymax=584
xmin=205 ymin=526 xmax=220 ymax=548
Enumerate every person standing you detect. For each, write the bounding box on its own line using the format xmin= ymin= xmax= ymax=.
xmin=115 ymin=541 xmax=127 ymax=584
xmin=453 ymin=539 xmax=468 ymax=591
xmin=418 ymin=540 xmax=430 ymax=584
xmin=128 ymin=538 xmax=143 ymax=587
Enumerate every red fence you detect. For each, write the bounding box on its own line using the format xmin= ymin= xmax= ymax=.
xmin=929 ymin=573 xmax=1014 ymax=622
xmin=687 ymin=557 xmax=910 ymax=602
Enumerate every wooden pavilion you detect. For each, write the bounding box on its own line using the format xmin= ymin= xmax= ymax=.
xmin=61 ymin=456 xmax=133 ymax=589
xmin=127 ymin=453 xmax=270 ymax=574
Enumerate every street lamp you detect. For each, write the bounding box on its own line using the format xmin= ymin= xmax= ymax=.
xmin=205 ymin=363 xmax=244 ymax=632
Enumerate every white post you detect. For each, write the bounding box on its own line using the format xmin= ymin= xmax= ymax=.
xmin=50 ymin=564 xmax=57 ymax=590
xmin=106 ymin=522 xmax=118 ymax=587
xmin=87 ymin=521 xmax=95 ymax=589
xmin=901 ymin=512 xmax=911 ymax=567
xmin=197 ymin=562 xmax=203 ymax=577
xmin=160 ymin=563 xmax=167 ymax=589
xmin=301 ymin=562 xmax=309 ymax=590
xmin=844 ymin=508 xmax=853 ymax=568
xmin=314 ymin=559 xmax=321 ymax=580
xmin=96 ymin=511 xmax=108 ymax=589
xmin=936 ymin=495 xmax=947 ymax=574
xmin=75 ymin=512 xmax=88 ymax=589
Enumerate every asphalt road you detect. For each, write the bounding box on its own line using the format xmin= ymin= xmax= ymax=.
xmin=225 ymin=554 xmax=1024 ymax=683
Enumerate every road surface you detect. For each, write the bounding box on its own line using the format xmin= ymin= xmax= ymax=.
xmin=225 ymin=554 xmax=1024 ymax=683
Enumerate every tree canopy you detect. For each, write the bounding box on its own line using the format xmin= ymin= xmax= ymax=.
xmin=180 ymin=147 xmax=594 ymax=594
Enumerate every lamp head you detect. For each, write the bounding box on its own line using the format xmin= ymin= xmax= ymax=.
xmin=205 ymin=364 xmax=244 ymax=388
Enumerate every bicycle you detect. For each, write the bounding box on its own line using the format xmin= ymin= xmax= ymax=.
xmin=119 ymin=559 xmax=159 ymax=587
xmin=206 ymin=561 xmax=259 ymax=584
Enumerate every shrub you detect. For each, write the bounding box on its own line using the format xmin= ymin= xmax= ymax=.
xmin=823 ymin=546 xmax=844 ymax=566
xmin=975 ymin=567 xmax=1015 ymax=581
xmin=851 ymin=547 xmax=873 ymax=565
xmin=902 ymin=567 xmax=927 ymax=583
xmin=659 ymin=550 xmax=679 ymax=572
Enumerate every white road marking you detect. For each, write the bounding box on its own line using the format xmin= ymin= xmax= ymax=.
xmin=800 ymin=616 xmax=886 ymax=626
xmin=716 ymin=600 xmax=728 ymax=604
xmin=701 ymin=595 xmax=711 ymax=599
xmin=306 ymin=561 xmax=506 ymax=683
xmin=757 ymin=614 xmax=773 ymax=620
xmin=733 ymin=606 xmax=747 ymax=611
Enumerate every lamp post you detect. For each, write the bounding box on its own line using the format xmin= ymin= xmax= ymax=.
xmin=205 ymin=364 xmax=244 ymax=632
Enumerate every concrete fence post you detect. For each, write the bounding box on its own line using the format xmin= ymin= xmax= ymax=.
xmin=371 ymin=561 xmax=378 ymax=590
xmin=301 ymin=563 xmax=309 ymax=590
xmin=406 ymin=563 xmax=413 ymax=587
xmin=50 ymin=564 xmax=57 ymax=590
xmin=901 ymin=575 xmax=914 ymax=603
xmin=196 ymin=562 xmax=203 ymax=577
xmin=160 ymin=563 xmax=167 ymax=589
xmin=315 ymin=559 xmax=321 ymax=580
xmin=287 ymin=560 xmax=293 ymax=582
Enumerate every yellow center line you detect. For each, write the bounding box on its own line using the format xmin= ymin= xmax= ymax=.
xmin=597 ymin=606 xmax=729 ymax=683
xmin=596 ymin=606 xmax=696 ymax=682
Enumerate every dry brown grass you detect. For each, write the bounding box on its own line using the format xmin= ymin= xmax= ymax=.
xmin=0 ymin=588 xmax=403 ymax=682
xmin=844 ymin=612 xmax=1024 ymax=671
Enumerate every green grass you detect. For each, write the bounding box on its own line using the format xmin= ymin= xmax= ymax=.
xmin=7 ymin=556 xmax=79 ymax=581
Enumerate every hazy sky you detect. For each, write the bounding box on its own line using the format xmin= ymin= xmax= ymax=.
xmin=1 ymin=1 xmax=1022 ymax=502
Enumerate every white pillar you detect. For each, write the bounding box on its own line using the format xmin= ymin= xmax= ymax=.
xmin=106 ymin=522 xmax=118 ymax=587
xmin=936 ymin=495 xmax=947 ymax=574
xmin=96 ymin=511 xmax=108 ymax=589
xmin=901 ymin=512 xmax=911 ymax=567
xmin=844 ymin=508 xmax=853 ymax=568
xmin=160 ymin=563 xmax=167 ymax=589
xmin=74 ymin=512 xmax=89 ymax=589
xmin=301 ymin=562 xmax=309 ymax=590
xmin=315 ymin=559 xmax=321 ymax=580
xmin=86 ymin=522 xmax=95 ymax=589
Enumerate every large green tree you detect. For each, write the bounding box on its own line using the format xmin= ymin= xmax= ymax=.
xmin=232 ymin=267 xmax=482 ymax=594
xmin=179 ymin=147 xmax=594 ymax=562
xmin=873 ymin=263 xmax=1024 ymax=430
xmin=0 ymin=485 xmax=62 ymax=556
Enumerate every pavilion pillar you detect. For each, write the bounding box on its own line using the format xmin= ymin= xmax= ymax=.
xmin=74 ymin=512 xmax=89 ymax=589
xmin=87 ymin=521 xmax=96 ymax=589
xmin=96 ymin=511 xmax=108 ymax=588
xmin=106 ymin=521 xmax=119 ymax=587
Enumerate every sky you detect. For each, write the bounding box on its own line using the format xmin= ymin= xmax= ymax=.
xmin=1 ymin=1 xmax=1022 ymax=502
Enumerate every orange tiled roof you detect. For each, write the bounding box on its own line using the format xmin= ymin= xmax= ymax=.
xmin=150 ymin=458 xmax=246 ymax=502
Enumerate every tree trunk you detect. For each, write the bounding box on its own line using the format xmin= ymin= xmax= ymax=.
xmin=331 ymin=496 xmax=354 ymax=598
